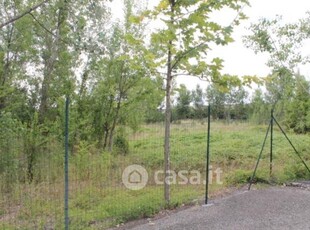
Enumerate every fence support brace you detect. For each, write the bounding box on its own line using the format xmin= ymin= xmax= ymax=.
xmin=248 ymin=110 xmax=310 ymax=190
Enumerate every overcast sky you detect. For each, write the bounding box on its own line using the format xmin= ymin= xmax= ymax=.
xmin=111 ymin=0 xmax=310 ymax=90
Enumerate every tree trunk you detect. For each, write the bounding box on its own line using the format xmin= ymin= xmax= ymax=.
xmin=101 ymin=95 xmax=114 ymax=149
xmin=107 ymin=63 xmax=125 ymax=151
xmin=164 ymin=42 xmax=173 ymax=204
xmin=107 ymin=100 xmax=121 ymax=151
xmin=71 ymin=69 xmax=89 ymax=151
xmin=102 ymin=125 xmax=109 ymax=149
xmin=164 ymin=0 xmax=175 ymax=205
xmin=0 ymin=26 xmax=14 ymax=111
xmin=38 ymin=0 xmax=68 ymax=123
xmin=39 ymin=61 xmax=52 ymax=123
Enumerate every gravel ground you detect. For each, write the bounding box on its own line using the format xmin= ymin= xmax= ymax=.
xmin=123 ymin=186 xmax=310 ymax=230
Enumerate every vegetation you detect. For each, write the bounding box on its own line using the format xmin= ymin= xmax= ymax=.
xmin=1 ymin=121 xmax=310 ymax=229
xmin=147 ymin=0 xmax=250 ymax=203
xmin=0 ymin=0 xmax=310 ymax=229
xmin=244 ymin=14 xmax=310 ymax=130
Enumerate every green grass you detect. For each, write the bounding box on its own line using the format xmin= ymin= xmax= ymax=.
xmin=1 ymin=120 xmax=310 ymax=229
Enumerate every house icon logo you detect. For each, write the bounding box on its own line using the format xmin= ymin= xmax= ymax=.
xmin=122 ymin=165 xmax=148 ymax=190
xmin=129 ymin=170 xmax=142 ymax=184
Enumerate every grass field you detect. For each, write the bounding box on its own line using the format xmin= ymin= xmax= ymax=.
xmin=1 ymin=120 xmax=310 ymax=229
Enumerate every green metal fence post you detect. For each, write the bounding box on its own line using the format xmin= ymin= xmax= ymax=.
xmin=205 ymin=105 xmax=211 ymax=204
xmin=64 ymin=96 xmax=69 ymax=230
xmin=270 ymin=109 xmax=273 ymax=178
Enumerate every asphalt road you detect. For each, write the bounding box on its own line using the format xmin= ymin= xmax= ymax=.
xmin=126 ymin=186 xmax=310 ymax=230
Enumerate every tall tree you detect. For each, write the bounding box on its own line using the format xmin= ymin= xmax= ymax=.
xmin=91 ymin=0 xmax=162 ymax=150
xmin=0 ymin=0 xmax=49 ymax=29
xmin=67 ymin=0 xmax=111 ymax=146
xmin=226 ymin=85 xmax=248 ymax=120
xmin=286 ymin=74 xmax=310 ymax=133
xmin=264 ymin=67 xmax=295 ymax=119
xmin=192 ymin=84 xmax=206 ymax=119
xmin=206 ymin=83 xmax=226 ymax=120
xmin=249 ymin=88 xmax=269 ymax=124
xmin=149 ymin=0 xmax=249 ymax=203
xmin=0 ymin=0 xmax=34 ymax=115
xmin=244 ymin=13 xmax=310 ymax=120
xmin=33 ymin=0 xmax=72 ymax=124
xmin=174 ymin=84 xmax=192 ymax=120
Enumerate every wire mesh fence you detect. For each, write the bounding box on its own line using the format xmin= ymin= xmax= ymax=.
xmin=0 ymin=129 xmax=65 ymax=229
xmin=0 ymin=115 xmax=212 ymax=229
xmin=1 ymin=106 xmax=310 ymax=229
xmin=67 ymin=120 xmax=211 ymax=229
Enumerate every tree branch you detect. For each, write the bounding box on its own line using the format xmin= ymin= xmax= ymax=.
xmin=171 ymin=1 xmax=249 ymax=71
xmin=172 ymin=72 xmax=211 ymax=82
xmin=171 ymin=43 xmax=206 ymax=70
xmin=0 ymin=0 xmax=49 ymax=29
xmin=29 ymin=12 xmax=94 ymax=53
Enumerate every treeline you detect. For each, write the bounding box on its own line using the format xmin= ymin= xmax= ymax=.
xmin=148 ymin=83 xmax=250 ymax=122
xmin=147 ymin=71 xmax=310 ymax=135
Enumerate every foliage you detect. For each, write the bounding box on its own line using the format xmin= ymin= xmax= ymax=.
xmin=0 ymin=112 xmax=24 ymax=192
xmin=1 ymin=1 xmax=310 ymax=228
xmin=244 ymin=14 xmax=310 ymax=70
xmin=285 ymin=74 xmax=310 ymax=133
xmin=284 ymin=163 xmax=310 ymax=181
xmin=206 ymin=84 xmax=226 ymax=119
xmin=2 ymin=121 xmax=310 ymax=229
xmin=174 ymin=84 xmax=193 ymax=120
xmin=113 ymin=134 xmax=130 ymax=155
xmin=88 ymin=0 xmax=163 ymax=150
xmin=249 ymin=88 xmax=270 ymax=124
xmin=244 ymin=13 xmax=310 ymax=131
xmin=191 ymin=84 xmax=207 ymax=119
xmin=225 ymin=169 xmax=252 ymax=185
xmin=148 ymin=0 xmax=249 ymax=202
xmin=206 ymin=83 xmax=249 ymax=121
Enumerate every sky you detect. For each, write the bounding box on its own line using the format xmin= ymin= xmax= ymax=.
xmin=111 ymin=0 xmax=310 ymax=90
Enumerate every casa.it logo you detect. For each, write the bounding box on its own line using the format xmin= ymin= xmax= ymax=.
xmin=122 ymin=164 xmax=223 ymax=190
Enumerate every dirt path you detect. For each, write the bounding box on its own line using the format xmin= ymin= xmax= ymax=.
xmin=120 ymin=185 xmax=310 ymax=230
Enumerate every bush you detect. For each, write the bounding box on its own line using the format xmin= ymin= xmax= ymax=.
xmin=225 ymin=170 xmax=269 ymax=186
xmin=225 ymin=170 xmax=252 ymax=185
xmin=284 ymin=163 xmax=310 ymax=181
xmin=113 ymin=135 xmax=129 ymax=155
xmin=0 ymin=112 xmax=24 ymax=192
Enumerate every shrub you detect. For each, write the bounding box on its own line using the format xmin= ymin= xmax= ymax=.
xmin=225 ymin=170 xmax=269 ymax=186
xmin=113 ymin=135 xmax=129 ymax=155
xmin=225 ymin=170 xmax=252 ymax=185
xmin=284 ymin=163 xmax=310 ymax=181
xmin=0 ymin=112 xmax=24 ymax=192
